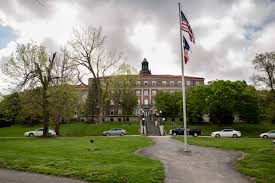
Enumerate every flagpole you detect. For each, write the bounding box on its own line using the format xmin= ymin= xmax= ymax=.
xmin=178 ymin=2 xmax=188 ymax=152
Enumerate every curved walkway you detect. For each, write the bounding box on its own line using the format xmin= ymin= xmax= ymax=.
xmin=138 ymin=136 xmax=253 ymax=183
xmin=0 ymin=169 xmax=87 ymax=183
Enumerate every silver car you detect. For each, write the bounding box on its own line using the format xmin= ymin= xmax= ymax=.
xmin=103 ymin=128 xmax=127 ymax=136
xmin=260 ymin=130 xmax=275 ymax=139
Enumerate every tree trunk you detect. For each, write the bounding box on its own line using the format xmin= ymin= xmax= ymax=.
xmin=54 ymin=116 xmax=61 ymax=136
xmin=42 ymin=87 xmax=49 ymax=136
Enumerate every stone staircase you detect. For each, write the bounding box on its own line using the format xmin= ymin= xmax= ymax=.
xmin=145 ymin=119 xmax=161 ymax=136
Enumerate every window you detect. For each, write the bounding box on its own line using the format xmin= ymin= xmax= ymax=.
xmin=110 ymin=100 xmax=114 ymax=105
xmin=152 ymin=90 xmax=157 ymax=96
xmin=195 ymin=81 xmax=200 ymax=86
xmin=136 ymin=81 xmax=140 ymax=86
xmin=152 ymin=81 xmax=156 ymax=86
xmin=152 ymin=99 xmax=156 ymax=105
xmin=186 ymin=80 xmax=191 ymax=86
xmin=137 ymin=99 xmax=140 ymax=105
xmin=118 ymin=109 xmax=122 ymax=116
xmin=223 ymin=129 xmax=233 ymax=132
xmin=170 ymin=81 xmax=174 ymax=86
xmin=144 ymin=81 xmax=148 ymax=86
xmin=170 ymin=90 xmax=174 ymax=94
xmin=136 ymin=90 xmax=141 ymax=96
xmin=144 ymin=90 xmax=149 ymax=96
xmin=178 ymin=81 xmax=182 ymax=85
xmin=270 ymin=130 xmax=275 ymax=133
xmin=162 ymin=81 xmax=167 ymax=86
xmin=144 ymin=99 xmax=149 ymax=105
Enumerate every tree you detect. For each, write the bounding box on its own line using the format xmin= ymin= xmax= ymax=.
xmin=155 ymin=92 xmax=182 ymax=116
xmin=110 ymin=64 xmax=138 ymax=120
xmin=49 ymin=85 xmax=80 ymax=135
xmin=1 ymin=43 xmax=76 ymax=136
xmin=252 ymin=52 xmax=275 ymax=94
xmin=69 ymin=26 xmax=122 ymax=123
xmin=185 ymin=80 xmax=260 ymax=124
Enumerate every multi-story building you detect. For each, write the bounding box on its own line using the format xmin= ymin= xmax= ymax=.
xmin=78 ymin=58 xmax=204 ymax=121
xmin=135 ymin=58 xmax=204 ymax=115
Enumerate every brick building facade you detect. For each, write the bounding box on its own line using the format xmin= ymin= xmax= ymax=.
xmin=77 ymin=58 xmax=204 ymax=121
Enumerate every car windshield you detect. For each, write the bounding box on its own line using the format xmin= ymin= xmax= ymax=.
xmin=37 ymin=128 xmax=44 ymax=131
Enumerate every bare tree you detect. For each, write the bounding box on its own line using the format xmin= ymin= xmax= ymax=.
xmin=69 ymin=26 xmax=122 ymax=123
xmin=1 ymin=43 xmax=76 ymax=136
xmin=252 ymin=52 xmax=275 ymax=93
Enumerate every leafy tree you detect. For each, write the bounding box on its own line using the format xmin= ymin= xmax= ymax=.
xmin=1 ymin=43 xmax=76 ymax=136
xmin=186 ymin=80 xmax=259 ymax=124
xmin=155 ymin=92 xmax=182 ymax=116
xmin=252 ymin=52 xmax=275 ymax=94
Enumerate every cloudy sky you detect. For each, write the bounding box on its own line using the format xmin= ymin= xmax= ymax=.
xmin=0 ymin=0 xmax=275 ymax=93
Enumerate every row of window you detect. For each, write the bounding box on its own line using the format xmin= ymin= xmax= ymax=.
xmin=136 ymin=89 xmax=176 ymax=96
xmin=137 ymin=99 xmax=155 ymax=105
xmin=136 ymin=80 xmax=200 ymax=86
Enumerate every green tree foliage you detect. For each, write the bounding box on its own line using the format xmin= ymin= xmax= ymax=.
xmin=189 ymin=80 xmax=259 ymax=124
xmin=0 ymin=92 xmax=22 ymax=124
xmin=156 ymin=80 xmax=260 ymax=124
xmin=155 ymin=92 xmax=182 ymax=116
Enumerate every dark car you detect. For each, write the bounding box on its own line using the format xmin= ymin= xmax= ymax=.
xmin=170 ymin=126 xmax=201 ymax=137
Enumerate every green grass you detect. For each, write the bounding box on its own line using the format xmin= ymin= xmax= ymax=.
xmin=0 ymin=136 xmax=163 ymax=183
xmin=0 ymin=122 xmax=139 ymax=137
xmin=176 ymin=136 xmax=275 ymax=183
xmin=164 ymin=122 xmax=275 ymax=137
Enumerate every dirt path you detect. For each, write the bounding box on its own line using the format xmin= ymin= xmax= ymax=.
xmin=138 ymin=136 xmax=253 ymax=183
xmin=0 ymin=169 xmax=87 ymax=183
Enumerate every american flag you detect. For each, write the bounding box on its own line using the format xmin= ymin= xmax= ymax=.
xmin=181 ymin=11 xmax=195 ymax=44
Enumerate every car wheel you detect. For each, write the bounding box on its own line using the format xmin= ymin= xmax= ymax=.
xmin=215 ymin=134 xmax=220 ymax=138
xmin=48 ymin=133 xmax=51 ymax=136
xmin=120 ymin=133 xmax=125 ymax=136
xmin=263 ymin=135 xmax=268 ymax=139
xmin=29 ymin=133 xmax=34 ymax=137
xmin=172 ymin=132 xmax=177 ymax=136
xmin=193 ymin=133 xmax=198 ymax=137
xmin=106 ymin=133 xmax=111 ymax=136
xmin=233 ymin=134 xmax=238 ymax=138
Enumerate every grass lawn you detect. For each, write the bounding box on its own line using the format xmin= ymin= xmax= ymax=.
xmin=164 ymin=122 xmax=275 ymax=137
xmin=0 ymin=122 xmax=139 ymax=137
xmin=0 ymin=136 xmax=163 ymax=183
xmin=176 ymin=136 xmax=275 ymax=183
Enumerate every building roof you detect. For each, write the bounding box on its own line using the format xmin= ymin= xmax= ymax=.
xmin=139 ymin=74 xmax=204 ymax=79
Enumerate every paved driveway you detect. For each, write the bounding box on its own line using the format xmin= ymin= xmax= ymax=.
xmin=0 ymin=169 xmax=87 ymax=183
xmin=138 ymin=136 xmax=254 ymax=183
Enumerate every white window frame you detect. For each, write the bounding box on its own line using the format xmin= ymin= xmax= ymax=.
xmin=144 ymin=90 xmax=149 ymax=96
xmin=170 ymin=81 xmax=174 ymax=86
xmin=186 ymin=80 xmax=191 ymax=86
xmin=162 ymin=81 xmax=167 ymax=86
xmin=152 ymin=81 xmax=156 ymax=86
xmin=152 ymin=90 xmax=157 ymax=96
xmin=136 ymin=90 xmax=141 ymax=96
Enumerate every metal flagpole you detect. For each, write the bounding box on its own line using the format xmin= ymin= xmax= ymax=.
xmin=178 ymin=2 xmax=188 ymax=152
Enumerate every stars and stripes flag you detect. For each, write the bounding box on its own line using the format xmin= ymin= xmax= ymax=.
xmin=183 ymin=36 xmax=190 ymax=64
xmin=181 ymin=11 xmax=195 ymax=44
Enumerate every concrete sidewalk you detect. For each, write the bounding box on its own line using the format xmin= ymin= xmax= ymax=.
xmin=138 ymin=136 xmax=254 ymax=183
xmin=0 ymin=169 xmax=87 ymax=183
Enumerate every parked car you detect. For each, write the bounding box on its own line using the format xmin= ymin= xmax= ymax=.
xmin=103 ymin=128 xmax=127 ymax=136
xmin=211 ymin=129 xmax=241 ymax=138
xmin=169 ymin=126 xmax=201 ymax=137
xmin=260 ymin=130 xmax=275 ymax=139
xmin=24 ymin=128 xmax=56 ymax=137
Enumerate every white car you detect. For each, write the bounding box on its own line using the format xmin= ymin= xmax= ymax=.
xmin=24 ymin=128 xmax=56 ymax=137
xmin=211 ymin=129 xmax=241 ymax=138
xmin=260 ymin=130 xmax=275 ymax=139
